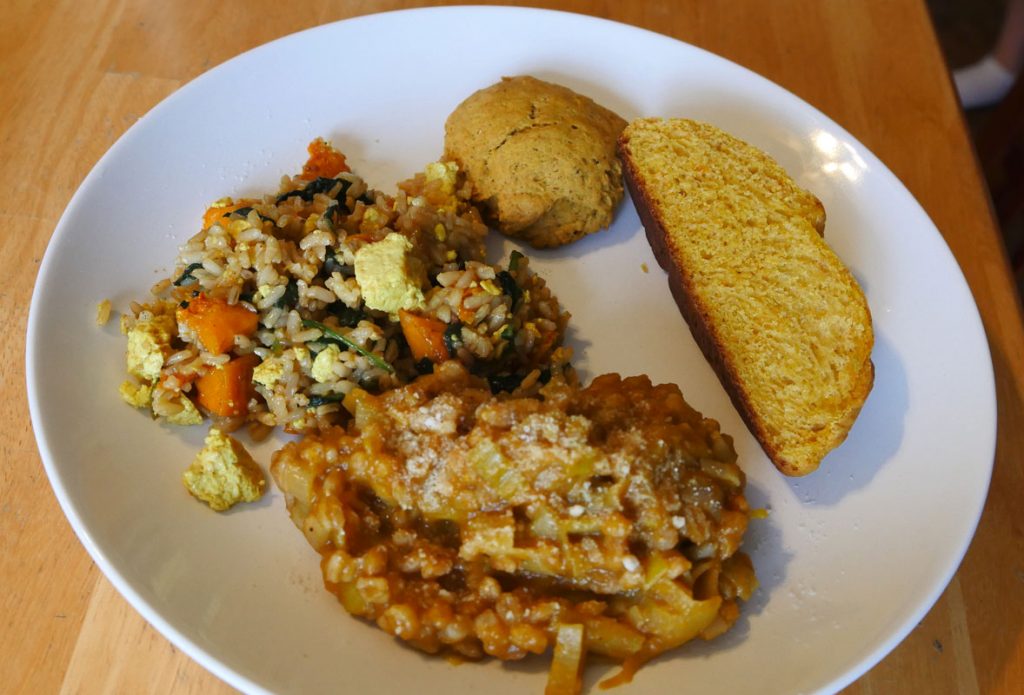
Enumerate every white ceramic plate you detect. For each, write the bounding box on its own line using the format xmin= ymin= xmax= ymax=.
xmin=27 ymin=6 xmax=995 ymax=695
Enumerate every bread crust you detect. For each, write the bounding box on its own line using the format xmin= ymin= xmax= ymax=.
xmin=622 ymin=165 xmax=781 ymax=468
xmin=619 ymin=118 xmax=874 ymax=476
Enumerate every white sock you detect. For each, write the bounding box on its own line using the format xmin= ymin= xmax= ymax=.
xmin=954 ymin=56 xmax=1016 ymax=109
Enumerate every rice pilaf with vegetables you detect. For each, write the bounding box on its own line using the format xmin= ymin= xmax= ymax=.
xmin=119 ymin=139 xmax=570 ymax=438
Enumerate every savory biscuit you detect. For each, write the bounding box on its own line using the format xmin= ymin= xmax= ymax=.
xmin=444 ymin=76 xmax=627 ymax=248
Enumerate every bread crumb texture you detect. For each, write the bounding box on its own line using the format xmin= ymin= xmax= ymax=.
xmin=444 ymin=76 xmax=626 ymax=248
xmin=619 ymin=118 xmax=874 ymax=475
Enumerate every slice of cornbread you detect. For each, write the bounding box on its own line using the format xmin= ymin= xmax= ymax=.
xmin=618 ymin=118 xmax=874 ymax=476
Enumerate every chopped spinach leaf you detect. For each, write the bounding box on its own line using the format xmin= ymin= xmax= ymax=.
xmin=508 ymin=249 xmax=524 ymax=271
xmin=301 ymin=319 xmax=394 ymax=374
xmin=327 ymin=302 xmax=364 ymax=327
xmin=358 ymin=374 xmax=380 ymax=391
xmin=172 ymin=262 xmax=204 ymax=287
xmin=275 ymin=279 xmax=299 ymax=309
xmin=487 ymin=372 xmax=525 ymax=394
xmin=443 ymin=323 xmax=464 ymax=357
xmin=307 ymin=393 xmax=345 ymax=408
xmin=276 ymin=176 xmax=351 ymax=204
xmin=497 ymin=271 xmax=522 ymax=308
xmin=500 ymin=325 xmax=515 ymax=341
xmin=325 ymin=204 xmax=344 ymax=225
xmin=222 ymin=206 xmax=273 ymax=224
xmin=487 ymin=368 xmax=551 ymax=394
xmin=321 ymin=246 xmax=348 ymax=278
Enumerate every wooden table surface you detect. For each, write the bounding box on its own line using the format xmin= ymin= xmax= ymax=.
xmin=4 ymin=1 xmax=1023 ymax=693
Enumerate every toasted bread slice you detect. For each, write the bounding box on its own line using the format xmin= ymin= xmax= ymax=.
xmin=618 ymin=118 xmax=874 ymax=476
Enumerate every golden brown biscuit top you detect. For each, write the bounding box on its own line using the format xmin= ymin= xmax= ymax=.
xmin=444 ymin=76 xmax=627 ymax=247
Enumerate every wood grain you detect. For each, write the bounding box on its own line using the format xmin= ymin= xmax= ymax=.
xmin=3 ymin=1 xmax=1021 ymax=693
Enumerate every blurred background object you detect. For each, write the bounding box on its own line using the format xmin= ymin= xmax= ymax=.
xmin=952 ymin=0 xmax=1022 ymax=108
xmin=931 ymin=0 xmax=1024 ymax=286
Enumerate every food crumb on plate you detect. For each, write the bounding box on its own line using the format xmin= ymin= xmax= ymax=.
xmin=96 ymin=299 xmax=112 ymax=325
xmin=182 ymin=427 xmax=266 ymax=511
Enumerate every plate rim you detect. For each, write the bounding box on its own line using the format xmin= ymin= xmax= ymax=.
xmin=25 ymin=5 xmax=997 ymax=694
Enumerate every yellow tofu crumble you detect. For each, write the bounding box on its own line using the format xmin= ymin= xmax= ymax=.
xmin=126 ymin=314 xmax=176 ymax=381
xmin=353 ymin=232 xmax=427 ymax=314
xmin=118 ymin=380 xmax=153 ymax=408
xmin=424 ymin=160 xmax=458 ymax=196
xmin=311 ymin=344 xmax=343 ymax=383
xmin=183 ymin=428 xmax=266 ymax=511
xmin=165 ymin=394 xmax=203 ymax=426
xmin=252 ymin=356 xmax=286 ymax=388
xmin=96 ymin=299 xmax=112 ymax=326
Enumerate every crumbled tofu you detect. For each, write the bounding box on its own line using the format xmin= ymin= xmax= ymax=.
xmin=289 ymin=414 xmax=311 ymax=431
xmin=119 ymin=380 xmax=152 ymax=408
xmin=359 ymin=207 xmax=388 ymax=235
xmin=353 ymin=232 xmax=427 ymax=314
xmin=424 ymin=161 xmax=458 ymax=196
xmin=252 ymin=357 xmax=285 ymax=388
xmin=126 ymin=314 xmax=176 ymax=381
xmin=227 ymin=218 xmax=252 ymax=236
xmin=182 ymin=428 xmax=266 ymax=512
xmin=165 ymin=394 xmax=203 ymax=426
xmin=311 ymin=344 xmax=343 ymax=383
xmin=96 ymin=299 xmax=112 ymax=326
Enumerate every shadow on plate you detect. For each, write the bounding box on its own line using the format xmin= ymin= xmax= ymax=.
xmin=676 ymin=474 xmax=791 ymax=653
xmin=785 ymin=329 xmax=908 ymax=507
